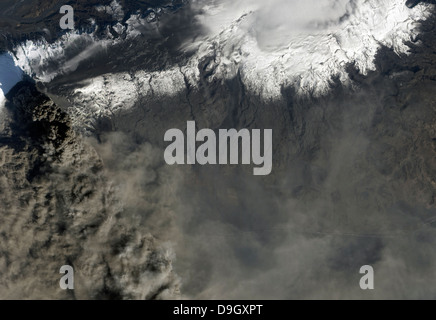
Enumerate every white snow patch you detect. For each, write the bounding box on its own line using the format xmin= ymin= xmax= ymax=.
xmin=113 ymin=22 xmax=126 ymax=35
xmin=96 ymin=0 xmax=125 ymax=22
xmin=69 ymin=68 xmax=186 ymax=129
xmin=14 ymin=32 xmax=117 ymax=83
xmin=124 ymin=13 xmax=161 ymax=39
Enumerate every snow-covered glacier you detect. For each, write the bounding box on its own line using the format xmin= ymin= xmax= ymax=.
xmin=9 ymin=0 xmax=433 ymax=123
xmin=188 ymin=0 xmax=431 ymax=97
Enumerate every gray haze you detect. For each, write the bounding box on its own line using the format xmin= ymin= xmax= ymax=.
xmin=87 ymin=36 xmax=436 ymax=299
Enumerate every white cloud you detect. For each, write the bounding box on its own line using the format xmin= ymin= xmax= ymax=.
xmin=187 ymin=0 xmax=431 ymax=97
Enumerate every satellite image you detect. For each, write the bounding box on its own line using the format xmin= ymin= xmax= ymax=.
xmin=1 ymin=0 xmax=436 ymax=301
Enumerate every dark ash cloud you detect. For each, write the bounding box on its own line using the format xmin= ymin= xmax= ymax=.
xmin=0 ymin=82 xmax=180 ymax=299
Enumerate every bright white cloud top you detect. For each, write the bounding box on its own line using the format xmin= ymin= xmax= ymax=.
xmin=188 ymin=0 xmax=431 ymax=97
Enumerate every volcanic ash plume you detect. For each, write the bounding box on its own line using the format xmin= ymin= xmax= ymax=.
xmin=0 ymin=82 xmax=180 ymax=299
